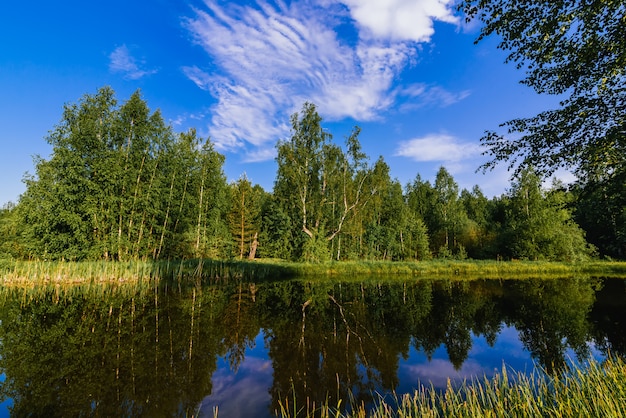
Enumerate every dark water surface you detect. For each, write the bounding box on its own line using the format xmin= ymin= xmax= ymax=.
xmin=0 ymin=277 xmax=624 ymax=417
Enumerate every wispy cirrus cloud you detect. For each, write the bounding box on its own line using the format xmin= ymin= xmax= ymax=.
xmin=395 ymin=133 xmax=483 ymax=162
xmin=182 ymin=0 xmax=460 ymax=155
xmin=399 ymin=83 xmax=471 ymax=110
xmin=109 ymin=45 xmax=157 ymax=80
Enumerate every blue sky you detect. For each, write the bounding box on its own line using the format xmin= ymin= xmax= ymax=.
xmin=0 ymin=0 xmax=568 ymax=206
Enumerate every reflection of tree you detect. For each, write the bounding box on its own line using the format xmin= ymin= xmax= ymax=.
xmin=258 ymin=280 xmax=433 ymax=413
xmin=589 ymin=278 xmax=626 ymax=357
xmin=411 ymin=280 xmax=503 ymax=369
xmin=220 ymin=283 xmax=261 ymax=371
xmin=0 ymin=276 xmax=608 ymax=415
xmin=501 ymin=278 xmax=597 ymax=373
xmin=0 ymin=285 xmax=228 ymax=417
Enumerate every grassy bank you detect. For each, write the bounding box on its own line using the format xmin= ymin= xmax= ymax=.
xmin=287 ymin=259 xmax=626 ymax=278
xmin=276 ymin=356 xmax=626 ymax=418
xmin=1 ymin=258 xmax=626 ymax=287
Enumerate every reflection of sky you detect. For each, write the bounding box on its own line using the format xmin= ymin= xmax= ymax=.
xmin=0 ymin=374 xmax=11 ymax=418
xmin=193 ymin=324 xmax=609 ymax=416
xmin=198 ymin=330 xmax=274 ymax=418
xmin=397 ymin=325 xmax=535 ymax=392
xmin=194 ymin=324 xmax=547 ymax=416
xmin=0 ymin=324 xmax=607 ymax=417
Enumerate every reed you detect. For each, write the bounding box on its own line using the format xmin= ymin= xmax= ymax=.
xmin=0 ymin=258 xmax=298 ymax=287
xmin=284 ymin=259 xmax=626 ymax=279
xmin=2 ymin=258 xmax=625 ymax=288
xmin=275 ymin=356 xmax=626 ymax=418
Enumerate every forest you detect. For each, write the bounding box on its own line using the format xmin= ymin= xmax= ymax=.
xmin=0 ymin=87 xmax=622 ymax=263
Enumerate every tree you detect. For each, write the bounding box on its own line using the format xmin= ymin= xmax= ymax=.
xmin=258 ymin=197 xmax=293 ymax=260
xmin=460 ymin=186 xmax=499 ymax=258
xmin=0 ymin=203 xmax=23 ymax=258
xmin=461 ymin=1 xmax=625 ymax=260
xmin=228 ymin=175 xmax=265 ymax=259
xmin=461 ymin=1 xmax=625 ymax=182
xmin=17 ymin=88 xmax=230 ymax=261
xmin=572 ymin=177 xmax=626 ymax=259
xmin=502 ymin=168 xmax=594 ymax=261
xmin=273 ymin=103 xmax=376 ymax=261
xmin=431 ymin=167 xmax=469 ymax=257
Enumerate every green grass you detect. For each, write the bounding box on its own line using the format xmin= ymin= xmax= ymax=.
xmin=1 ymin=258 xmax=626 ymax=287
xmin=274 ymin=356 xmax=626 ymax=418
xmin=267 ymin=259 xmax=626 ymax=280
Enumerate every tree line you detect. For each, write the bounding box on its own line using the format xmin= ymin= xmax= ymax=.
xmin=0 ymin=88 xmax=620 ymax=262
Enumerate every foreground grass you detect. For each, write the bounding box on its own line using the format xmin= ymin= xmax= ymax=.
xmin=1 ymin=258 xmax=626 ymax=287
xmin=275 ymin=356 xmax=626 ymax=418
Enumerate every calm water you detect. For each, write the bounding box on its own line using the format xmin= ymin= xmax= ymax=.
xmin=0 ymin=277 xmax=624 ymax=417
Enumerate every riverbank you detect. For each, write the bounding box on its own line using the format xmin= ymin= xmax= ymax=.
xmin=1 ymin=258 xmax=626 ymax=287
xmin=276 ymin=356 xmax=626 ymax=418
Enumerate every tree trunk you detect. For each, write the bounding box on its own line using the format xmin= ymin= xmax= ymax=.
xmin=248 ymin=232 xmax=258 ymax=260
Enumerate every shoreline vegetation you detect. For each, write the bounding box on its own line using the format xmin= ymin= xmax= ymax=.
xmin=275 ymin=356 xmax=626 ymax=418
xmin=1 ymin=259 xmax=626 ymax=287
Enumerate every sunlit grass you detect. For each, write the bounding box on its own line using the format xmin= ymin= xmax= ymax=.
xmin=0 ymin=258 xmax=297 ymax=287
xmin=274 ymin=356 xmax=626 ymax=418
xmin=1 ymin=258 xmax=626 ymax=288
xmin=282 ymin=259 xmax=626 ymax=279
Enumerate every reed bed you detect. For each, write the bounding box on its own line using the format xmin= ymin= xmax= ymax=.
xmin=286 ymin=259 xmax=626 ymax=279
xmin=0 ymin=258 xmax=297 ymax=288
xmin=275 ymin=356 xmax=626 ymax=418
xmin=0 ymin=259 xmax=155 ymax=288
xmin=1 ymin=258 xmax=625 ymax=288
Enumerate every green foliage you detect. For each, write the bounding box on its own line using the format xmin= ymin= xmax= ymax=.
xmin=228 ymin=175 xmax=266 ymax=259
xmin=460 ymin=0 xmax=625 ymax=260
xmin=273 ymin=103 xmax=382 ymax=261
xmin=0 ymin=203 xmax=24 ymax=259
xmin=502 ymin=168 xmax=595 ymax=261
xmin=461 ymin=0 xmax=625 ymax=181
xmin=572 ymin=176 xmax=626 ymax=259
xmin=15 ymin=88 xmax=231 ymax=261
xmin=5 ymin=88 xmax=608 ymax=263
xmin=258 ymin=197 xmax=294 ymax=260
xmin=300 ymin=228 xmax=331 ymax=263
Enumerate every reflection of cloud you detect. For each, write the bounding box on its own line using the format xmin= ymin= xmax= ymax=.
xmin=403 ymin=358 xmax=493 ymax=389
xmin=109 ymin=45 xmax=157 ymax=80
xmin=200 ymin=356 xmax=273 ymax=417
xmin=182 ymin=0 xmax=459 ymax=156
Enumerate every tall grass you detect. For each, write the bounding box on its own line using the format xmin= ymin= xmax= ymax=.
xmin=0 ymin=259 xmax=155 ymax=288
xmin=1 ymin=258 xmax=625 ymax=288
xmin=275 ymin=356 xmax=626 ymax=417
xmin=0 ymin=258 xmax=297 ymax=287
xmin=283 ymin=259 xmax=626 ymax=279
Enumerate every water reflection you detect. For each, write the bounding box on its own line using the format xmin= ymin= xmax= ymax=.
xmin=0 ymin=277 xmax=623 ymax=417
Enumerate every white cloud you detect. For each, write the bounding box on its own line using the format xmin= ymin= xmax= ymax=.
xmin=109 ymin=45 xmax=157 ymax=80
xmin=242 ymin=147 xmax=277 ymax=163
xmin=182 ymin=0 xmax=459 ymax=156
xmin=181 ymin=65 xmax=212 ymax=90
xmin=340 ymin=0 xmax=459 ymax=42
xmin=395 ymin=133 xmax=483 ymax=162
xmin=399 ymin=83 xmax=471 ymax=110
